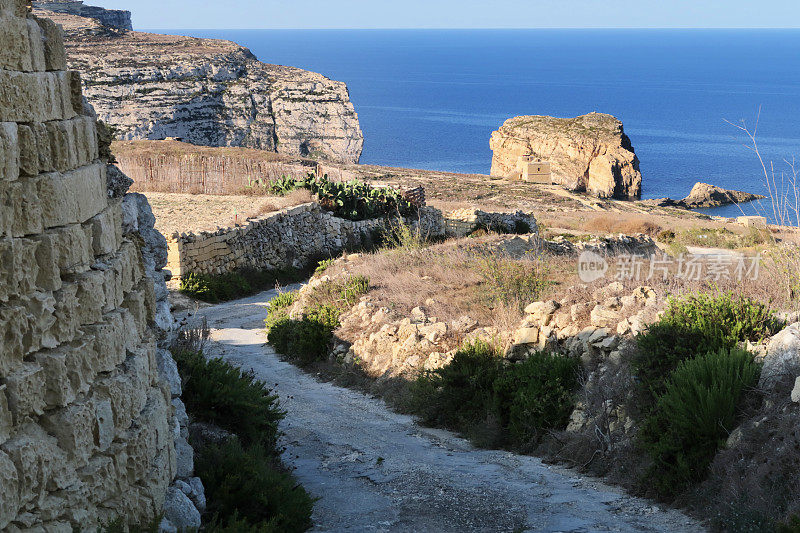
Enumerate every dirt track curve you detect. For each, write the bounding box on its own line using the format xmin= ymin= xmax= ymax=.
xmin=189 ymin=288 xmax=702 ymax=533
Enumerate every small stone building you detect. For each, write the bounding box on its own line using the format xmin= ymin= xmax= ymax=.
xmin=518 ymin=156 xmax=552 ymax=183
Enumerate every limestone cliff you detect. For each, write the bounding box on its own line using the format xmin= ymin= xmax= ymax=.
xmin=32 ymin=0 xmax=132 ymax=31
xmin=32 ymin=4 xmax=364 ymax=164
xmin=489 ymin=112 xmax=642 ymax=199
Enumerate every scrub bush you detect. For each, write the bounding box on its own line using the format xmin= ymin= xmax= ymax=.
xmin=409 ymin=342 xmax=579 ymax=448
xmin=173 ymin=350 xmax=283 ymax=447
xmin=197 ymin=439 xmax=313 ymax=532
xmin=639 ymin=347 xmax=760 ymax=499
xmin=494 ymin=351 xmax=580 ymax=445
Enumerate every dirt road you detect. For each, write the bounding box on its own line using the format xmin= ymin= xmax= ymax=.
xmin=190 ymin=288 xmax=702 ymax=533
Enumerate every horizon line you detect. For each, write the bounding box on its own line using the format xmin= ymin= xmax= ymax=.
xmin=140 ymin=26 xmax=800 ymax=31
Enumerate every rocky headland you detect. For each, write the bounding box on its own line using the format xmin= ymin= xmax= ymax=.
xmin=489 ymin=112 xmax=642 ymax=199
xmin=32 ymin=2 xmax=364 ymax=164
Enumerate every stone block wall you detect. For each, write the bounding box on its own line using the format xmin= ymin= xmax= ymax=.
xmin=0 ymin=2 xmax=190 ymax=529
xmin=443 ymin=208 xmax=539 ymax=238
xmin=169 ymin=203 xmax=445 ymax=278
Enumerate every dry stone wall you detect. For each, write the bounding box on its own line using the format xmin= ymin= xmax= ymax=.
xmin=169 ymin=203 xmax=445 ymax=278
xmin=443 ymin=208 xmax=539 ymax=238
xmin=0 ymin=2 xmax=196 ymax=529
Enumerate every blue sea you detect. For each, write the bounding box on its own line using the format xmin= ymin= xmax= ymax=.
xmin=164 ymin=29 xmax=800 ymax=218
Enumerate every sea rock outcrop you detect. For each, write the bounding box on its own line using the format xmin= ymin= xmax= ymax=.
xmin=32 ymin=3 xmax=364 ymax=164
xmin=489 ymin=112 xmax=642 ymax=199
xmin=680 ymin=182 xmax=766 ymax=208
xmin=0 ymin=3 xmax=200 ymax=528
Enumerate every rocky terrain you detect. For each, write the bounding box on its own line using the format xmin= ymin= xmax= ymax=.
xmin=32 ymin=3 xmax=364 ymax=164
xmin=680 ymin=181 xmax=766 ymax=208
xmin=489 ymin=112 xmax=642 ymax=199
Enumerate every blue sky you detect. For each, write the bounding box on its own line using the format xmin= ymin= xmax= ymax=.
xmin=91 ymin=0 xmax=800 ymax=29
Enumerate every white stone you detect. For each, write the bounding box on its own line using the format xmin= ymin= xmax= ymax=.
xmin=163 ymin=487 xmax=201 ymax=530
xmin=156 ymin=349 xmax=182 ymax=397
xmin=760 ymin=323 xmax=800 ymax=387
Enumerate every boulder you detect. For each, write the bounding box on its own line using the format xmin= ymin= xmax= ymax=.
xmin=590 ymin=304 xmax=621 ymax=328
xmin=760 ymin=323 xmax=800 ymax=387
xmin=513 ymin=327 xmax=539 ymax=346
xmin=123 ymin=193 xmax=168 ymax=270
xmin=156 ymin=349 xmax=181 ymax=397
xmin=489 ymin=112 xmax=642 ymax=199
xmin=187 ymin=477 xmax=207 ymax=514
xmin=680 ymin=182 xmax=765 ymax=209
xmin=163 ymin=487 xmax=201 ymax=531
xmin=105 ymin=164 xmax=133 ymax=198
xmin=524 ymin=300 xmax=560 ymax=326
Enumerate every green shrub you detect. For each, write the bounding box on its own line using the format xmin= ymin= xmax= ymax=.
xmin=99 ymin=516 xmax=161 ymax=533
xmin=480 ymin=219 xmax=531 ymax=235
xmin=493 ymin=351 xmax=580 ymax=445
xmin=634 ymin=293 xmax=779 ymax=406
xmin=657 ymin=229 xmax=676 ymax=243
xmin=634 ymin=322 xmax=724 ymax=404
xmin=180 ymin=272 xmax=250 ymax=303
xmin=311 ymin=275 xmax=370 ymax=309
xmin=778 ymin=515 xmax=800 ymax=533
xmin=408 ymin=343 xmax=579 ymax=448
xmin=196 ymin=439 xmax=313 ymax=533
xmin=514 ymin=219 xmax=532 ymax=234
xmin=314 ymin=258 xmax=336 ymax=275
xmin=266 ymin=305 xmax=340 ymax=364
xmin=662 ymin=292 xmax=780 ymax=347
xmin=205 ymin=512 xmax=279 ymax=532
xmin=270 ymin=290 xmax=298 ymax=312
xmin=409 ymin=341 xmax=502 ymax=430
xmin=639 ymin=347 xmax=760 ymax=499
xmin=180 ymin=268 xmax=305 ymax=303
xmin=265 ymin=276 xmax=369 ymax=363
xmin=264 ymin=290 xmax=298 ymax=332
xmin=269 ymin=173 xmax=416 ymax=221
xmin=172 ymin=350 xmax=284 ymax=447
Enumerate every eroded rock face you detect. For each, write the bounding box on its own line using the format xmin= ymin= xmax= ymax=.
xmin=32 ymin=0 xmax=132 ymax=31
xmin=32 ymin=4 xmax=364 ymax=164
xmin=680 ymin=182 xmax=766 ymax=209
xmin=489 ymin=112 xmax=642 ymax=199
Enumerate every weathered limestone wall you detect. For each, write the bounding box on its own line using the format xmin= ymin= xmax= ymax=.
xmin=0 ymin=2 xmax=197 ymax=529
xmin=169 ymin=203 xmax=445 ymax=278
xmin=443 ymin=208 xmax=539 ymax=238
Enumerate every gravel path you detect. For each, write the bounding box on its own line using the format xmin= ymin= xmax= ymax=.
xmin=190 ymin=288 xmax=703 ymax=533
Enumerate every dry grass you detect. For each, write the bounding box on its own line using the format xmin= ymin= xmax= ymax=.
xmin=580 ymin=212 xmax=663 ymax=237
xmin=325 ymin=237 xmax=557 ymax=341
xmin=146 ymin=191 xmax=314 ymax=236
xmin=250 ymin=189 xmax=314 ymax=217
xmin=324 ymin=232 xmax=799 ymax=349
